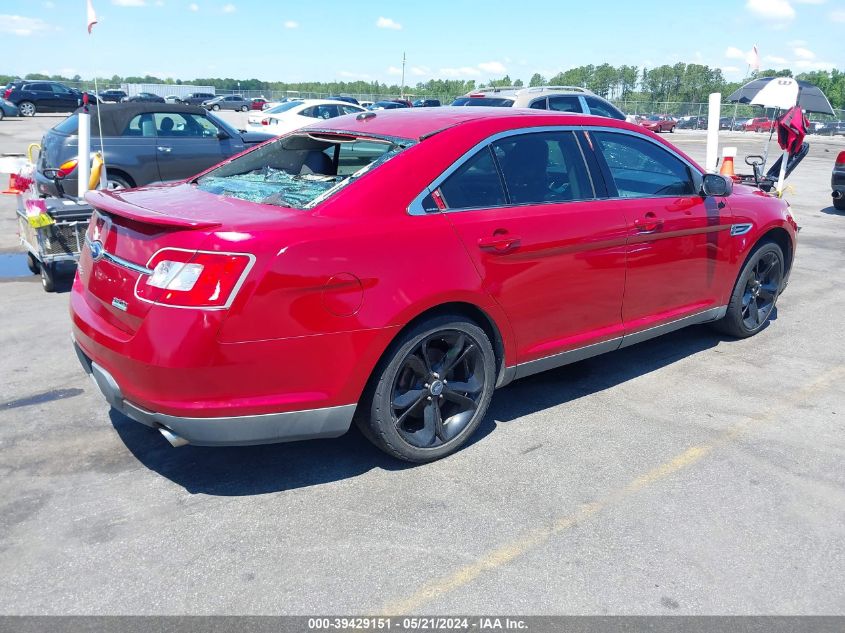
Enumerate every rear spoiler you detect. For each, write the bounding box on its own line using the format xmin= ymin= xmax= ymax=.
xmin=85 ymin=189 xmax=222 ymax=229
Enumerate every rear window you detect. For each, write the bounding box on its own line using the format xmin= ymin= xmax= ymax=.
xmin=195 ymin=132 xmax=411 ymax=208
xmin=52 ymin=114 xmax=79 ymax=135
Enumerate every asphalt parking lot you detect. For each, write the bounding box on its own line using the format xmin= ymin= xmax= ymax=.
xmin=1 ymin=112 xmax=844 ymax=615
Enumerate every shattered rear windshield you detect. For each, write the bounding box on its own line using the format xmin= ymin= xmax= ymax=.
xmin=195 ymin=132 xmax=410 ymax=208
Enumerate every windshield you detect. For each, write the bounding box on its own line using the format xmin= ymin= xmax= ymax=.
xmin=265 ymin=101 xmax=303 ymax=114
xmin=195 ymin=132 xmax=410 ymax=208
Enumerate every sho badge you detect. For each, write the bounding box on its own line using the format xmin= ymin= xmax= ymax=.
xmin=111 ymin=298 xmax=128 ymax=312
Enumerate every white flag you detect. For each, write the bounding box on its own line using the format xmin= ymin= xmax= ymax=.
xmin=87 ymin=0 xmax=98 ymax=34
xmin=747 ymin=44 xmax=760 ymax=72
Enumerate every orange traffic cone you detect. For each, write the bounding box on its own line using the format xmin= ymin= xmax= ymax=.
xmin=719 ymin=147 xmax=737 ymax=179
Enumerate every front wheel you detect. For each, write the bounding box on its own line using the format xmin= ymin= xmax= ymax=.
xmin=714 ymin=241 xmax=784 ymax=338
xmin=669 ymin=126 xmax=675 ymax=133
xmin=833 ymin=196 xmax=845 ymax=211
xmin=356 ymin=316 xmax=496 ymax=462
xmin=240 ymin=105 xmax=248 ymax=112
xmin=212 ymin=104 xmax=220 ymax=111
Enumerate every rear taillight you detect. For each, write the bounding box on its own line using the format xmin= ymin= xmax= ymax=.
xmin=261 ymin=117 xmax=271 ymax=125
xmin=135 ymin=249 xmax=254 ymax=309
xmin=3 ymin=89 xmax=11 ymax=99
xmin=836 ymin=151 xmax=845 ymax=166
xmin=57 ymin=159 xmax=78 ymax=178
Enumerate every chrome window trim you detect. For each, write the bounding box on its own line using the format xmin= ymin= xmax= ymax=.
xmin=407 ymin=124 xmax=704 ymax=216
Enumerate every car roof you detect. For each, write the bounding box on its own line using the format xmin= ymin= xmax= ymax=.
xmin=66 ymin=103 xmax=208 ymax=136
xmin=303 ymin=106 xmax=628 ymax=141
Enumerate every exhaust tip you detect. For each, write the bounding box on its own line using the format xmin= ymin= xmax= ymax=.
xmin=158 ymin=426 xmax=189 ymax=447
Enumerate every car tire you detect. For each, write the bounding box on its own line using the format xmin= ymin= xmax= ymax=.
xmin=18 ymin=101 xmax=36 ymax=117
xmin=212 ymin=104 xmax=220 ymax=111
xmin=714 ymin=241 xmax=784 ymax=338
xmin=0 ymin=109 xmax=4 ymax=121
xmin=669 ymin=126 xmax=675 ymax=133
xmin=356 ymin=315 xmax=496 ymax=463
xmin=240 ymin=105 xmax=248 ymax=112
xmin=41 ymin=262 xmax=56 ymax=292
xmin=26 ymin=252 xmax=40 ymax=274
xmin=106 ymin=173 xmax=132 ymax=190
xmin=833 ymin=196 xmax=845 ymax=211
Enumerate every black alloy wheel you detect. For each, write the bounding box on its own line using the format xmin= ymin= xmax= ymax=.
xmin=357 ymin=316 xmax=496 ymax=462
xmin=715 ymin=241 xmax=784 ymax=338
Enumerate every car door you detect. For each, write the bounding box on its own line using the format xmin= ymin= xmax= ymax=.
xmin=51 ymin=84 xmax=80 ymax=111
xmin=427 ymin=129 xmax=628 ymax=371
xmin=587 ymin=129 xmax=734 ymax=335
xmin=152 ymin=111 xmax=232 ymax=181
xmin=93 ymin=112 xmax=158 ymax=186
xmin=26 ymin=83 xmax=56 ymax=111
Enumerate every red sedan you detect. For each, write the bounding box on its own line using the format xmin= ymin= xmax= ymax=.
xmin=744 ymin=117 xmax=775 ymax=132
xmin=71 ymin=108 xmax=797 ymax=462
xmin=640 ymin=115 xmax=676 ymax=133
xmin=250 ymin=98 xmax=268 ymax=110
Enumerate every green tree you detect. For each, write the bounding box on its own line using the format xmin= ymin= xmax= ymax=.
xmin=528 ymin=73 xmax=546 ymax=87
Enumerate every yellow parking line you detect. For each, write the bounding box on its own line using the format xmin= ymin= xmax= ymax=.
xmin=382 ymin=365 xmax=845 ymax=615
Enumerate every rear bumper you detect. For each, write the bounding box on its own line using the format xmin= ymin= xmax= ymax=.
xmin=74 ymin=340 xmax=356 ymax=447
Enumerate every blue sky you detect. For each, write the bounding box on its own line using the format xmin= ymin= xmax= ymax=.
xmin=2 ymin=0 xmax=843 ymax=84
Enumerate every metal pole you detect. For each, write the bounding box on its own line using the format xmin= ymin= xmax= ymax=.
xmin=705 ymin=92 xmax=721 ymax=172
xmin=400 ymin=52 xmax=406 ymax=99
xmin=77 ymin=94 xmax=91 ymax=198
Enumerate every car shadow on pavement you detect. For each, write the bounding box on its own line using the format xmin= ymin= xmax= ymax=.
xmin=112 ymin=322 xmax=735 ymax=495
xmin=820 ymin=205 xmax=844 ymax=216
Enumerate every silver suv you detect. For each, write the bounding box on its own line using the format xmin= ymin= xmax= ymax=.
xmin=451 ymin=86 xmax=626 ymax=120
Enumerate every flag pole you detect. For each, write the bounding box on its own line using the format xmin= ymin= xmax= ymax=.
xmin=86 ymin=0 xmax=108 ymax=190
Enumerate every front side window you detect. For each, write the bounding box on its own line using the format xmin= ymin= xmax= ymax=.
xmin=124 ymin=113 xmax=156 ymax=137
xmin=51 ymin=84 xmax=73 ymax=95
xmin=492 ymin=131 xmax=594 ymax=204
xmin=592 ymin=131 xmax=695 ymax=198
xmin=437 ymin=147 xmax=506 ymax=210
xmin=153 ymin=112 xmax=218 ymax=137
xmin=584 ymin=96 xmax=625 ymax=120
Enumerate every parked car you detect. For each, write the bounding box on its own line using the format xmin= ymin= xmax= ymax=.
xmin=451 ymin=86 xmax=626 ymax=120
xmin=819 ymin=121 xmax=845 ymax=137
xmin=203 ymin=95 xmax=251 ymax=112
xmin=180 ymin=92 xmax=216 ymax=106
xmin=676 ymin=115 xmax=706 ymax=129
xmin=70 ymin=108 xmax=797 ymax=462
xmin=360 ymin=100 xmax=374 ymax=109
xmin=807 ymin=121 xmax=826 ymax=134
xmin=35 ymin=103 xmax=274 ymax=196
xmin=413 ymin=99 xmax=441 ymax=107
xmin=250 ymin=98 xmax=268 ymax=110
xmin=164 ymin=95 xmax=182 ymax=104
xmin=640 ymin=115 xmax=676 ymax=133
xmin=0 ymin=98 xmax=19 ymax=120
xmin=369 ymin=100 xmax=409 ymax=110
xmin=744 ymin=117 xmax=774 ymax=133
xmin=124 ymin=92 xmax=165 ymax=104
xmin=3 ymin=80 xmax=85 ymax=116
xmin=719 ymin=117 xmax=734 ymax=130
xmin=391 ymin=99 xmax=414 ymax=108
xmin=833 ymin=150 xmax=845 ymax=211
xmin=98 ymin=89 xmax=127 ymax=103
xmin=247 ymin=99 xmax=366 ymax=135
xmin=327 ymin=96 xmax=360 ymax=105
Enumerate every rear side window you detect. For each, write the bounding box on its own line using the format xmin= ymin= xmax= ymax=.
xmin=124 ymin=113 xmax=156 ymax=137
xmin=438 ymin=147 xmax=506 ymax=209
xmin=584 ymin=96 xmax=625 ymax=120
xmin=548 ymin=96 xmax=581 ymax=113
xmin=52 ymin=114 xmax=79 ymax=135
xmin=25 ymin=84 xmax=51 ymax=92
xmin=592 ymin=131 xmax=695 ymax=198
xmin=461 ymin=97 xmax=514 ymax=107
xmin=492 ymin=131 xmax=594 ymax=204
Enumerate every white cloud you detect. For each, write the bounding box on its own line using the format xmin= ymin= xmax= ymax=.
xmin=43 ymin=1 xmax=55 ymax=7
xmin=188 ymin=2 xmax=199 ymax=10
xmin=764 ymin=55 xmax=789 ymax=64
xmin=793 ymin=47 xmax=815 ymax=59
xmin=375 ymin=16 xmax=401 ymax=30
xmin=794 ymin=60 xmax=835 ymax=70
xmin=439 ymin=66 xmax=481 ymax=78
xmin=410 ymin=66 xmax=430 ymax=77
xmin=478 ymin=61 xmax=507 ymax=74
xmin=222 ymin=3 xmax=236 ymax=12
xmin=283 ymin=20 xmax=298 ymax=28
xmin=155 ymin=0 xmax=165 ymax=5
xmin=112 ymin=0 xmax=147 ymax=6
xmin=831 ymin=9 xmax=845 ymax=21
xmin=722 ymin=66 xmax=741 ymax=73
xmin=746 ymin=0 xmax=795 ymax=19
xmin=0 ymin=14 xmax=54 ymax=35
xmin=724 ymin=46 xmax=746 ymax=59
xmin=386 ymin=66 xmax=402 ymax=76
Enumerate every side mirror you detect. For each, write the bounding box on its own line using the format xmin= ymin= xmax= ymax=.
xmin=701 ymin=173 xmax=733 ymax=197
xmin=217 ymin=130 xmax=230 ymax=140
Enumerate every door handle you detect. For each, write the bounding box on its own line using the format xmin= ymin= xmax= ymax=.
xmin=634 ymin=212 xmax=664 ymax=233
xmin=156 ymin=146 xmax=172 ymax=153
xmin=478 ymin=232 xmax=521 ymax=253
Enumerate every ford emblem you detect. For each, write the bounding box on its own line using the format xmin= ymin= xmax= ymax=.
xmin=89 ymin=240 xmax=104 ymax=261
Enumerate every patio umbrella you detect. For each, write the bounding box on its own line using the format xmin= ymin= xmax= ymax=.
xmin=774 ymin=106 xmax=809 ymax=194
xmin=728 ymin=77 xmax=835 ymax=115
